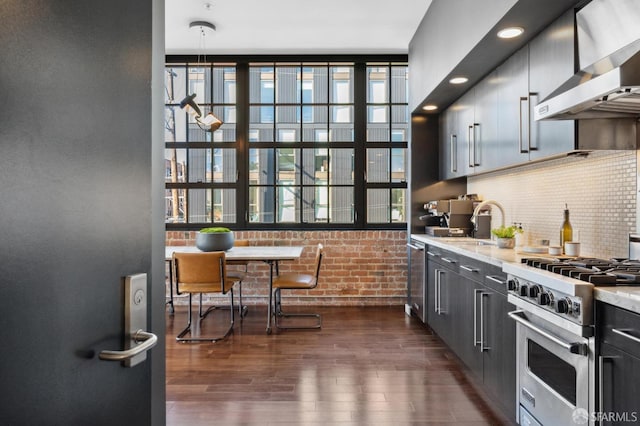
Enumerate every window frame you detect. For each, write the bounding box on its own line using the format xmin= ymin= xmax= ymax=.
xmin=165 ymin=55 xmax=408 ymax=231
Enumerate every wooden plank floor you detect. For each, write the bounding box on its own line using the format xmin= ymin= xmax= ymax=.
xmin=166 ymin=305 xmax=512 ymax=425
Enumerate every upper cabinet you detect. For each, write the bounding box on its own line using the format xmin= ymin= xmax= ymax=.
xmin=439 ymin=9 xmax=577 ymax=178
xmin=496 ymin=46 xmax=531 ymax=166
xmin=528 ymin=10 xmax=577 ymax=160
xmin=439 ymin=73 xmax=499 ymax=180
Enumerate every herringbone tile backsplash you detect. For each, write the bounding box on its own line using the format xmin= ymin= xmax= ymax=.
xmin=467 ymin=150 xmax=637 ymax=259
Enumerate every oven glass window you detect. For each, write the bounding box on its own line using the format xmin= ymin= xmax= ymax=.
xmin=527 ymin=339 xmax=577 ymax=405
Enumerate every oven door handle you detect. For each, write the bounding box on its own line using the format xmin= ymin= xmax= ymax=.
xmin=508 ymin=310 xmax=588 ymax=356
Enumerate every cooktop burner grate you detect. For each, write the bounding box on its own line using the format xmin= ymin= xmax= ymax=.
xmin=520 ymin=257 xmax=640 ymax=286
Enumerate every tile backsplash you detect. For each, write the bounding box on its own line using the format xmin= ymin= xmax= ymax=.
xmin=467 ymin=151 xmax=637 ymax=259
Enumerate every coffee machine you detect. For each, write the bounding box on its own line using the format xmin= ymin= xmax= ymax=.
xmin=422 ymin=199 xmax=474 ymax=237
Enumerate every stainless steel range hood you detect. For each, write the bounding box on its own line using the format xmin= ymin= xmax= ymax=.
xmin=535 ymin=0 xmax=640 ymax=121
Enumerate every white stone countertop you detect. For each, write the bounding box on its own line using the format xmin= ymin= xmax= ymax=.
xmin=594 ymin=287 xmax=640 ymax=315
xmin=411 ymin=234 xmax=640 ymax=314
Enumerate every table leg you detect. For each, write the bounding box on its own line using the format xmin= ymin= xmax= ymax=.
xmin=266 ymin=260 xmax=273 ymax=334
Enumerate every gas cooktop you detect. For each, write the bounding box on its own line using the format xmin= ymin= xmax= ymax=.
xmin=521 ymin=257 xmax=640 ymax=286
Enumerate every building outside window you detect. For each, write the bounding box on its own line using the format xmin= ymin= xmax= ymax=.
xmin=164 ymin=57 xmax=408 ymax=230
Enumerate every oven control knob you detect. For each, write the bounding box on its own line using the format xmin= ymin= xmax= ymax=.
xmin=556 ymin=299 xmax=569 ymax=314
xmin=528 ymin=285 xmax=541 ymax=298
xmin=507 ymin=279 xmax=517 ymax=291
xmin=537 ymin=292 xmax=550 ymax=305
xmin=519 ymin=285 xmax=529 ymax=297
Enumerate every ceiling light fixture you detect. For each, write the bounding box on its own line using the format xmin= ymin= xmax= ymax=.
xmin=497 ymin=27 xmax=524 ymax=39
xmin=179 ymin=20 xmax=223 ymax=132
xmin=449 ymin=77 xmax=468 ymax=85
xmin=422 ymin=105 xmax=438 ymax=111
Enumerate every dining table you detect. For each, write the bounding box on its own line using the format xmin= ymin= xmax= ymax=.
xmin=165 ymin=245 xmax=304 ymax=334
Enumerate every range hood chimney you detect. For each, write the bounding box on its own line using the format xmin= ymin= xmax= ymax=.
xmin=535 ymin=0 xmax=640 ymax=121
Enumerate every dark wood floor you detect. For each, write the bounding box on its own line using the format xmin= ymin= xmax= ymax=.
xmin=165 ymin=304 xmax=511 ymax=425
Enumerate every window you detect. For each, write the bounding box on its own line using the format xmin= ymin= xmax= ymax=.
xmin=165 ymin=57 xmax=408 ymax=230
xmin=164 ymin=63 xmax=238 ymax=225
xmin=365 ymin=64 xmax=408 ymax=224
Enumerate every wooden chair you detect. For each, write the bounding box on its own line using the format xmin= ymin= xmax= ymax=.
xmin=172 ymin=251 xmax=238 ymax=342
xmin=227 ymin=239 xmax=249 ymax=317
xmin=272 ymin=244 xmax=323 ymax=330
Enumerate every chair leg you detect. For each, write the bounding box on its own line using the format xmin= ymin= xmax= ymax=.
xmin=176 ymin=290 xmax=235 ymax=343
xmin=273 ymin=288 xmax=321 ymax=330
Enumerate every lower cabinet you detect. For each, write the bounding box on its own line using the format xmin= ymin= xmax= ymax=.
xmin=596 ymin=301 xmax=640 ymax=425
xmin=426 ymin=245 xmax=516 ymax=421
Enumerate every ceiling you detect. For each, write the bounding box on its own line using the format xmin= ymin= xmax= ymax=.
xmin=165 ymin=0 xmax=433 ymax=55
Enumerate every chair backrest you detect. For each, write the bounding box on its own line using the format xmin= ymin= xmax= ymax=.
xmin=313 ymin=244 xmax=324 ymax=281
xmin=172 ymin=251 xmax=232 ymax=294
xmin=234 ymin=239 xmax=250 ymax=247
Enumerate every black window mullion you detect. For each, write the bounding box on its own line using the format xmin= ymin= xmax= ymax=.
xmin=236 ymin=61 xmax=249 ymax=227
xmin=353 ymin=62 xmax=366 ymax=228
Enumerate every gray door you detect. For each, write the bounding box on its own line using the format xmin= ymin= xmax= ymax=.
xmin=0 ymin=1 xmax=166 ymax=424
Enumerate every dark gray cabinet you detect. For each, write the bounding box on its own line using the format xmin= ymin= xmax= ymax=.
xmin=408 ymin=240 xmax=426 ymax=322
xmin=425 ymin=245 xmax=516 ymax=420
xmin=528 ymin=9 xmax=576 ymax=161
xmin=496 ymin=45 xmax=531 ymax=167
xmin=472 ymin=71 xmax=499 ymax=173
xmin=439 ymin=92 xmax=473 ymax=180
xmin=596 ymin=301 xmax=640 ymax=424
xmin=426 ymin=246 xmax=459 ymax=339
xmin=439 ymin=10 xmax=577 ymax=179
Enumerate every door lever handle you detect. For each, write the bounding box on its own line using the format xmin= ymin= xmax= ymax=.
xmin=99 ymin=330 xmax=158 ymax=362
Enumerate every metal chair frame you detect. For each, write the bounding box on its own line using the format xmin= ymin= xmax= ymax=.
xmin=173 ymin=252 xmax=236 ymax=343
xmin=273 ymin=244 xmax=323 ymax=330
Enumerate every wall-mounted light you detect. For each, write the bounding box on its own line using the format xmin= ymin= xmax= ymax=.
xmin=449 ymin=77 xmax=468 ymax=85
xmin=497 ymin=27 xmax=524 ymax=39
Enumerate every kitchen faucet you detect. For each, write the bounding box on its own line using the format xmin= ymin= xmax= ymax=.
xmin=470 ymin=199 xmax=505 ymax=230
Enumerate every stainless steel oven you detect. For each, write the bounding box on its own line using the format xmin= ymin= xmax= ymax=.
xmin=509 ymin=306 xmax=594 ymax=425
xmin=504 ymin=261 xmax=597 ymax=426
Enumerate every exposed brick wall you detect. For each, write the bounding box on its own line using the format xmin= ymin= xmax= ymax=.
xmin=166 ymin=230 xmax=408 ymax=306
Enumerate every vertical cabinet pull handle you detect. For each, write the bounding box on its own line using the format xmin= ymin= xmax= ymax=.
xmin=519 ymin=97 xmax=529 ymax=153
xmin=450 ymin=134 xmax=457 ymax=173
xmin=480 ymin=292 xmax=490 ymax=351
xmin=434 ymin=269 xmax=440 ymax=314
xmin=598 ymin=355 xmax=617 ymax=415
xmin=468 ymin=125 xmax=474 ymax=168
xmin=473 ymin=289 xmax=482 ymax=347
xmin=473 ymin=123 xmax=480 ymax=166
xmin=529 ymin=93 xmax=538 ymax=151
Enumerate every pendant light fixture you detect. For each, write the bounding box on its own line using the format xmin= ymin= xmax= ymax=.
xmin=179 ymin=20 xmax=223 ymax=132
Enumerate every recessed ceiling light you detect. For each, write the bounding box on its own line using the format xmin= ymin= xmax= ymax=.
xmin=449 ymin=77 xmax=468 ymax=85
xmin=422 ymin=105 xmax=438 ymax=111
xmin=498 ymin=27 xmax=524 ymax=39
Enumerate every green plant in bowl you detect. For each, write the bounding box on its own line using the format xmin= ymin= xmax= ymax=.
xmin=196 ymin=227 xmax=234 ymax=251
xmin=491 ymin=226 xmax=522 ymax=249
xmin=199 ymin=227 xmax=232 ymax=233
xmin=491 ymin=225 xmax=522 ymax=239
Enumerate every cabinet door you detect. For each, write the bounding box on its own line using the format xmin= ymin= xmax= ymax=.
xmin=426 ymin=261 xmax=446 ymax=335
xmin=529 ymin=9 xmax=576 ymax=160
xmin=408 ymin=243 xmax=426 ymax=322
xmin=473 ymin=71 xmax=499 ymax=173
xmin=453 ymin=279 xmax=484 ymax=377
xmin=496 ymin=46 xmax=531 ymax=167
xmin=599 ymin=343 xmax=640 ymax=425
xmin=456 ymin=90 xmax=475 ymax=175
xmin=439 ymin=108 xmax=459 ymax=180
xmin=482 ymin=288 xmax=517 ymax=421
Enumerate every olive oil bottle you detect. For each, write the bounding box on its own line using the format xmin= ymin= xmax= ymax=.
xmin=560 ymin=204 xmax=573 ymax=253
